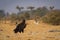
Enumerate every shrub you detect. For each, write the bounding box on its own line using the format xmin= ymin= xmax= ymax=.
xmin=42 ymin=10 xmax=60 ymax=25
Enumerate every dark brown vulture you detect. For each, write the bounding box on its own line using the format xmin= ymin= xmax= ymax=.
xmin=14 ymin=19 xmax=26 ymax=33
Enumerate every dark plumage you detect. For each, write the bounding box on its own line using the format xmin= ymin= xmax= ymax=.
xmin=14 ymin=19 xmax=26 ymax=33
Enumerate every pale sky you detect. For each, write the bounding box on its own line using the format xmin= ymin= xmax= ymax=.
xmin=0 ymin=0 xmax=60 ymax=13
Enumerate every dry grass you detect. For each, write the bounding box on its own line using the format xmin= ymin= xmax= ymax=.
xmin=0 ymin=20 xmax=60 ymax=40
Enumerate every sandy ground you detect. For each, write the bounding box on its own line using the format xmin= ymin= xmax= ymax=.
xmin=0 ymin=20 xmax=60 ymax=40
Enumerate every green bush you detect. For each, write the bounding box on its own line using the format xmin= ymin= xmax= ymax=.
xmin=42 ymin=10 xmax=60 ymax=25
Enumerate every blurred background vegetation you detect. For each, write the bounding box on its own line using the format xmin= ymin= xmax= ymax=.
xmin=0 ymin=6 xmax=60 ymax=25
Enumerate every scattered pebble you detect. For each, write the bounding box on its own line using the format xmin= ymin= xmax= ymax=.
xmin=28 ymin=39 xmax=31 ymax=40
xmin=0 ymin=29 xmax=3 ymax=31
xmin=6 ymin=35 xmax=10 ymax=38
xmin=49 ymin=30 xmax=60 ymax=32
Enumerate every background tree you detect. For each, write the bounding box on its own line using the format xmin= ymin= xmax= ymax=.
xmin=27 ymin=6 xmax=35 ymax=10
xmin=27 ymin=6 xmax=35 ymax=19
xmin=50 ymin=6 xmax=54 ymax=10
xmin=4 ymin=12 xmax=10 ymax=24
xmin=0 ymin=10 xmax=5 ymax=23
xmin=16 ymin=5 xmax=24 ymax=21
xmin=16 ymin=5 xmax=24 ymax=12
xmin=10 ymin=13 xmax=17 ymax=23
xmin=0 ymin=10 xmax=5 ymax=20
xmin=34 ymin=6 xmax=48 ymax=17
